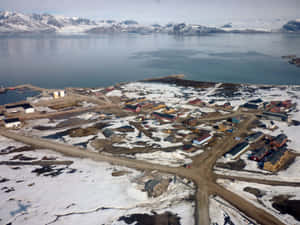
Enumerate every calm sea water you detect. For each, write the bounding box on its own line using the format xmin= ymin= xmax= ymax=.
xmin=0 ymin=89 xmax=40 ymax=105
xmin=0 ymin=33 xmax=300 ymax=89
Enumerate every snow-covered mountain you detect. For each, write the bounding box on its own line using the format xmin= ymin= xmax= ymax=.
xmin=0 ymin=11 xmax=98 ymax=34
xmin=0 ymin=10 xmax=287 ymax=36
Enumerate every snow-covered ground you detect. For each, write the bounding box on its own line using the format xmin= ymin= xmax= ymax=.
xmin=0 ymin=136 xmax=195 ymax=225
xmin=215 ymin=156 xmax=300 ymax=182
xmin=209 ymin=196 xmax=257 ymax=225
xmin=133 ymin=150 xmax=193 ymax=167
xmin=218 ymin=179 xmax=300 ymax=225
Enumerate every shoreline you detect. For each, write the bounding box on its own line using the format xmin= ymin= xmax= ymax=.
xmin=2 ymin=74 xmax=300 ymax=95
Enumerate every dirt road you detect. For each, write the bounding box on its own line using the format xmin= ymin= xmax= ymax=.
xmin=217 ymin=174 xmax=300 ymax=186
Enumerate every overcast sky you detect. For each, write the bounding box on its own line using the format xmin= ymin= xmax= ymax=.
xmin=1 ymin=0 xmax=299 ymax=24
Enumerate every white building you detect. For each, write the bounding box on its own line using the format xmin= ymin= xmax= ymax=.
xmin=53 ymin=90 xmax=65 ymax=98
xmin=60 ymin=90 xmax=65 ymax=97
xmin=5 ymin=103 xmax=35 ymax=114
xmin=53 ymin=91 xmax=59 ymax=99
xmin=225 ymin=142 xmax=249 ymax=160
xmin=4 ymin=118 xmax=21 ymax=128
xmin=6 ymin=107 xmax=24 ymax=114
xmin=24 ymin=105 xmax=35 ymax=114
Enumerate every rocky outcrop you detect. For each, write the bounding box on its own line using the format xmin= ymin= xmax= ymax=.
xmin=282 ymin=20 xmax=300 ymax=32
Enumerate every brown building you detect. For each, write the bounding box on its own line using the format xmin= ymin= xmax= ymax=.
xmin=263 ymin=149 xmax=289 ymax=172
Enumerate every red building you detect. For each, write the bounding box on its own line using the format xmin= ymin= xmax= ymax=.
xmin=271 ymin=134 xmax=288 ymax=148
xmin=188 ymin=99 xmax=203 ymax=105
xmin=124 ymin=104 xmax=141 ymax=113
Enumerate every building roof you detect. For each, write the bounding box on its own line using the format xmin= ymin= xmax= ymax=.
xmin=124 ymin=104 xmax=140 ymax=110
xmin=246 ymin=132 xmax=263 ymax=142
xmin=250 ymin=147 xmax=269 ymax=159
xmin=262 ymin=111 xmax=288 ymax=120
xmin=264 ymin=148 xmax=287 ymax=165
xmin=242 ymin=103 xmax=259 ymax=109
xmin=196 ymin=133 xmax=211 ymax=142
xmin=226 ymin=142 xmax=249 ymax=157
xmin=5 ymin=103 xmax=33 ymax=109
xmin=188 ymin=99 xmax=203 ymax=104
xmin=152 ymin=112 xmax=176 ymax=120
xmin=249 ymin=98 xmax=263 ymax=104
xmin=273 ymin=134 xmax=287 ymax=144
xmin=4 ymin=118 xmax=20 ymax=123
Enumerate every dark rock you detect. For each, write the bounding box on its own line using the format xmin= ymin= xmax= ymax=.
xmin=282 ymin=20 xmax=300 ymax=32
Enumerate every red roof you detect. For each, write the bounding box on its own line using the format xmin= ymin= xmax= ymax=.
xmin=197 ymin=133 xmax=211 ymax=142
xmin=270 ymin=107 xmax=281 ymax=113
xmin=188 ymin=99 xmax=203 ymax=105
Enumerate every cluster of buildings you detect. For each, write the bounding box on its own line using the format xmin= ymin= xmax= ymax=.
xmin=0 ymin=103 xmax=35 ymax=128
xmin=244 ymin=99 xmax=294 ymax=123
xmin=224 ymin=131 xmax=290 ymax=172
xmin=1 ymin=89 xmax=67 ymax=129
xmin=119 ymin=95 xmax=218 ymax=152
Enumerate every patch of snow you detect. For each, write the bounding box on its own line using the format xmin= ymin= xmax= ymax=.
xmin=218 ymin=179 xmax=300 ymax=225
xmin=106 ymin=90 xmax=122 ymax=97
xmin=134 ymin=150 xmax=192 ymax=167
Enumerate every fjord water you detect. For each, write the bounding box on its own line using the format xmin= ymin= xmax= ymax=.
xmin=0 ymin=33 xmax=300 ymax=88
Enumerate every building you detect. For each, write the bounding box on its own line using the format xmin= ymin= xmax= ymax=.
xmin=5 ymin=106 xmax=24 ymax=114
xmin=53 ymin=90 xmax=65 ymax=99
xmin=270 ymin=107 xmax=281 ymax=113
xmin=124 ymin=104 xmax=141 ymax=113
xmin=249 ymin=98 xmax=263 ymax=104
xmin=4 ymin=118 xmax=21 ymax=128
xmin=266 ymin=100 xmax=293 ymax=113
xmin=262 ymin=111 xmax=288 ymax=122
xmin=164 ymin=108 xmax=176 ymax=114
xmin=60 ymin=90 xmax=65 ymax=97
xmin=225 ymin=142 xmax=249 ymax=160
xmin=271 ymin=134 xmax=288 ymax=148
xmin=0 ymin=113 xmax=5 ymax=120
xmin=217 ymin=123 xmax=231 ymax=132
xmin=188 ymin=98 xmax=203 ymax=105
xmin=5 ymin=103 xmax=35 ymax=114
xmin=182 ymin=144 xmax=195 ymax=152
xmin=249 ymin=147 xmax=270 ymax=161
xmin=227 ymin=117 xmax=240 ymax=124
xmin=183 ymin=118 xmax=198 ymax=127
xmin=53 ymin=91 xmax=59 ymax=99
xmin=263 ymin=148 xmax=289 ymax=172
xmin=282 ymin=100 xmax=292 ymax=108
xmin=23 ymin=104 xmax=35 ymax=114
xmin=116 ymin=125 xmax=135 ymax=133
xmin=152 ymin=104 xmax=166 ymax=110
xmin=152 ymin=112 xmax=177 ymax=121
xmin=246 ymin=131 xmax=264 ymax=143
xmin=193 ymin=133 xmax=212 ymax=145
xmin=242 ymin=103 xmax=259 ymax=110
xmin=144 ymin=179 xmax=170 ymax=197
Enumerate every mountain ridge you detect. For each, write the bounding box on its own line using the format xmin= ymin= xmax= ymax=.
xmin=0 ymin=10 xmax=299 ymax=35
